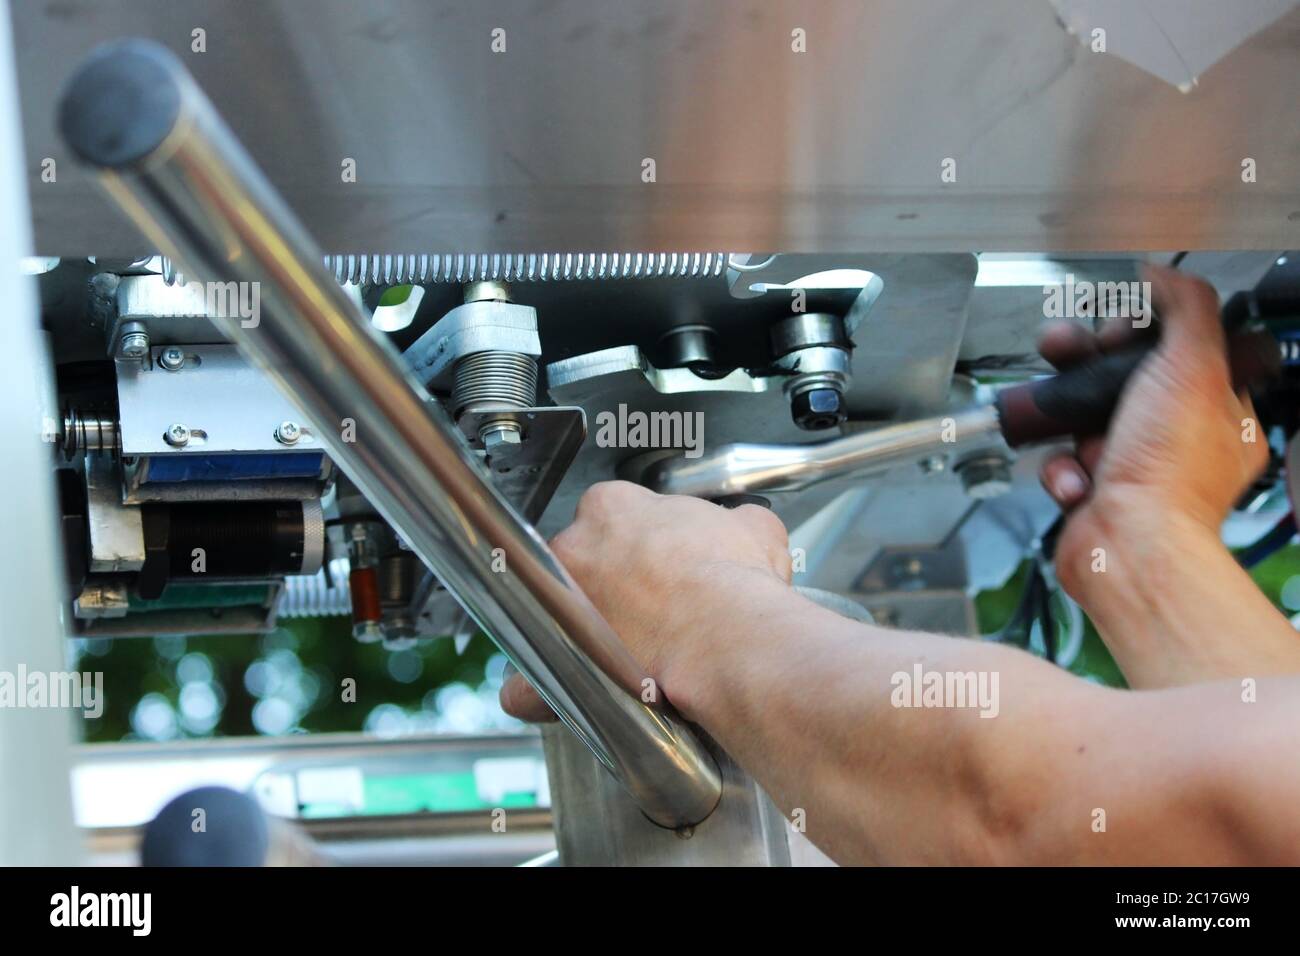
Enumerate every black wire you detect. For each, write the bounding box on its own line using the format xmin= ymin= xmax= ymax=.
xmin=992 ymin=559 xmax=1033 ymax=645
xmin=992 ymin=516 xmax=1068 ymax=662
xmin=1035 ymin=569 xmax=1057 ymax=664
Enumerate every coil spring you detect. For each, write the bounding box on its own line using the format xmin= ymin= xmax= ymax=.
xmin=161 ymin=253 xmax=730 ymax=287
xmin=61 ymin=410 xmax=118 ymax=457
xmin=327 ymin=252 xmax=731 ymax=286
xmin=278 ymin=557 xmax=352 ymax=618
xmin=452 ymin=351 xmax=539 ymax=416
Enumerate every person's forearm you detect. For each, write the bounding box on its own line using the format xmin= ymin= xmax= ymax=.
xmin=670 ymin=571 xmax=1098 ymax=864
xmin=1060 ymin=499 xmax=1300 ymax=688
xmin=668 ymin=570 xmax=1282 ymax=865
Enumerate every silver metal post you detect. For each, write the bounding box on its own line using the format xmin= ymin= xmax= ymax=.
xmin=58 ymin=40 xmax=720 ymax=828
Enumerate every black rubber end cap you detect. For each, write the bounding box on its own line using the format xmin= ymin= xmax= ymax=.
xmin=58 ymin=39 xmax=183 ymax=169
xmin=140 ymin=785 xmax=270 ymax=867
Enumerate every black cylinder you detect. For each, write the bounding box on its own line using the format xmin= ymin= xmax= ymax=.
xmin=148 ymin=501 xmax=311 ymax=579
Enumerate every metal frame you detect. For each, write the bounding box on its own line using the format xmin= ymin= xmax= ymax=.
xmin=60 ymin=40 xmax=721 ymax=829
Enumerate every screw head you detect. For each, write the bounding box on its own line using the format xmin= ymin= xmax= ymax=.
xmin=119 ymin=331 xmax=150 ymax=359
xmin=275 ymin=420 xmax=302 ymax=445
xmin=164 ymin=423 xmax=190 ymax=447
xmin=790 ymin=387 xmax=846 ymax=431
xmin=158 ymin=346 xmax=185 ymax=370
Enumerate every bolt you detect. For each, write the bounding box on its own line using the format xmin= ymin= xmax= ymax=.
xmin=790 ymin=386 xmax=846 ymax=431
xmin=382 ymin=617 xmax=418 ymax=651
xmin=164 ymin=423 xmax=190 ymax=447
xmin=118 ymin=325 xmax=150 ymax=359
xmin=464 ymin=280 xmax=511 ymax=304
xmin=920 ymin=454 xmax=947 ymax=474
xmin=275 ymin=420 xmax=302 ymax=445
xmin=480 ymin=422 xmax=522 ymax=456
xmin=159 ymin=346 xmax=185 ymax=371
xmin=957 ymin=454 xmax=1013 ymax=500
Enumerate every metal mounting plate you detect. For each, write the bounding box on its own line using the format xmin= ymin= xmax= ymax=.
xmin=456 ymin=405 xmax=586 ymax=524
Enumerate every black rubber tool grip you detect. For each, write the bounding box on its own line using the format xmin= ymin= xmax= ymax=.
xmin=995 ymin=329 xmax=1281 ymax=448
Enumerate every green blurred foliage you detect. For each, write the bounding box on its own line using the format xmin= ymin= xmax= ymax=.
xmin=79 ymin=539 xmax=1300 ymax=741
xmin=76 ymin=614 xmax=497 ymax=743
xmin=975 ymin=542 xmax=1300 ymax=689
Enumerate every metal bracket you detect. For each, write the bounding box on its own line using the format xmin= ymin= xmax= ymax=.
xmin=456 ymin=405 xmax=586 ymax=525
xmin=404 ymin=300 xmax=541 ymax=390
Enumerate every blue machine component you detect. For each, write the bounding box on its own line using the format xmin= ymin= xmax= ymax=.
xmin=142 ymin=453 xmax=326 ymax=483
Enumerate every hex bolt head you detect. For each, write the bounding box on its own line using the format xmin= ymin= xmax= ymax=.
xmin=118 ymin=330 xmax=150 ymax=359
xmin=274 ymin=420 xmax=302 ymax=445
xmin=790 ymin=387 xmax=846 ymax=431
xmin=158 ymin=346 xmax=185 ymax=371
xmin=480 ymin=422 xmax=522 ymax=456
xmin=164 ymin=423 xmax=190 ymax=447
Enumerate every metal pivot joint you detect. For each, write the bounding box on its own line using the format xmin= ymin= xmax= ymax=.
xmin=769 ymin=313 xmax=852 ymax=431
xmin=59 ymin=38 xmax=721 ymax=829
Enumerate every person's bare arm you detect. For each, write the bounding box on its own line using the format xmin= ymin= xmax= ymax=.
xmin=657 ymin=563 xmax=1300 ymax=865
xmin=503 ymin=484 xmax=1300 ymax=865
xmin=500 ymin=267 xmax=1300 ymax=864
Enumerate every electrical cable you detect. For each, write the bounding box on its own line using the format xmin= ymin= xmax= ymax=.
xmin=1238 ymin=510 xmax=1296 ymax=568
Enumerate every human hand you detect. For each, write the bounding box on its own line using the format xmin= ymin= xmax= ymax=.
xmin=499 ymin=481 xmax=793 ymax=723
xmin=1037 ymin=265 xmax=1268 ymax=599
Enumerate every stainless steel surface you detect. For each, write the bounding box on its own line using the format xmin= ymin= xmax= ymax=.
xmin=16 ymin=2 xmax=1300 ymax=254
xmin=71 ymin=43 xmax=721 ymax=828
xmin=117 ymin=345 xmax=322 ymax=457
xmin=543 ymin=723 xmax=796 ymax=867
xmin=642 ymin=405 xmax=1004 ymax=498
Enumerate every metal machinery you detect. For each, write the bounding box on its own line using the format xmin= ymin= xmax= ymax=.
xmin=4 ymin=1 xmax=1300 ymax=865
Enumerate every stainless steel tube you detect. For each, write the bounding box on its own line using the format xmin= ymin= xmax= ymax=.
xmin=643 ymin=406 xmax=1004 ymax=498
xmin=58 ymin=40 xmax=720 ymax=828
